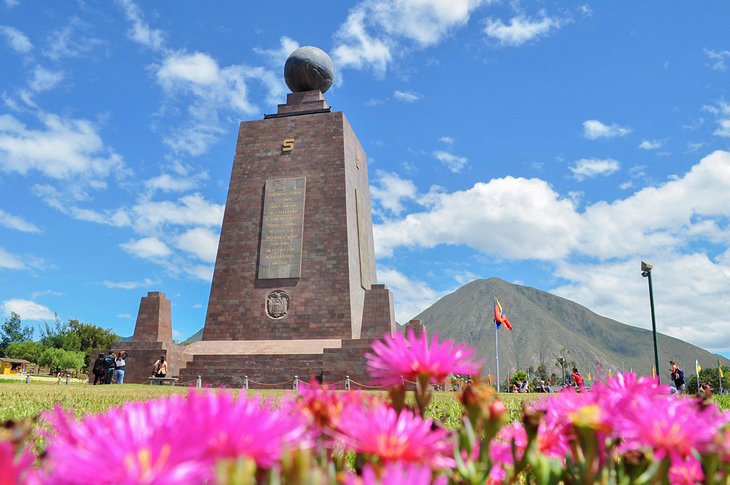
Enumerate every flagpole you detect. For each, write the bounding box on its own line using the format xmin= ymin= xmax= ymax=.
xmin=495 ymin=321 xmax=500 ymax=393
xmin=719 ymin=360 xmax=723 ymax=394
xmin=696 ymin=359 xmax=700 ymax=393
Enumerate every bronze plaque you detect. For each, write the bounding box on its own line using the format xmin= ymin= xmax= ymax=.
xmin=258 ymin=177 xmax=306 ymax=279
xmin=356 ymin=189 xmax=372 ymax=289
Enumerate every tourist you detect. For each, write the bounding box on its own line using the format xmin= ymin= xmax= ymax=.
xmin=571 ymin=367 xmax=585 ymax=391
xmin=103 ymin=351 xmax=116 ymax=384
xmin=92 ymin=353 xmax=105 ymax=385
xmin=114 ymin=351 xmax=127 ymax=385
xmin=669 ymin=360 xmax=685 ymax=394
xmin=153 ymin=355 xmax=168 ymax=379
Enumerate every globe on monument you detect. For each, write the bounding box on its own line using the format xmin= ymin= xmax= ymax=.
xmin=284 ymin=46 xmax=335 ymax=94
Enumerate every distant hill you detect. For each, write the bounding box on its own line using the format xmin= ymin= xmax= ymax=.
xmin=412 ymin=278 xmax=729 ymax=381
xmin=183 ymin=328 xmax=203 ymax=345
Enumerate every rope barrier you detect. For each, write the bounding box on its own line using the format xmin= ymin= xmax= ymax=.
xmin=348 ymin=378 xmax=388 ymax=390
xmin=247 ymin=378 xmax=295 ymax=387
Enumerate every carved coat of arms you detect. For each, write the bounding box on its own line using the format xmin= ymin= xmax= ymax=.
xmin=266 ymin=291 xmax=290 ymax=319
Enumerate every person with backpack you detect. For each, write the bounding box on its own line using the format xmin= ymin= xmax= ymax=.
xmin=103 ymin=351 xmax=116 ymax=385
xmin=92 ymin=353 xmax=105 ymax=385
xmin=670 ymin=360 xmax=685 ymax=394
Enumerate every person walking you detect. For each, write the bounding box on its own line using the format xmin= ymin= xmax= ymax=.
xmin=670 ymin=360 xmax=686 ymax=394
xmin=114 ymin=350 xmax=127 ymax=384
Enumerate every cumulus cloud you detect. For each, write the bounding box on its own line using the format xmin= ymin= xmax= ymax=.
xmin=0 ymin=113 xmax=126 ymax=184
xmin=45 ymin=17 xmax=103 ymax=60
xmin=120 ymin=237 xmax=172 ymax=259
xmin=116 ymin=0 xmax=165 ymax=51
xmin=0 ymin=25 xmax=32 ymax=54
xmin=102 ymin=278 xmax=157 ymax=289
xmin=705 ymin=48 xmax=730 ymax=71
xmin=638 ymin=139 xmax=663 ymax=150
xmin=0 ymin=209 xmax=40 ymax=233
xmin=144 ymin=171 xmax=208 ymax=194
xmin=370 ymin=170 xmax=418 ymax=215
xmin=333 ymin=0 xmax=486 ymax=73
xmin=374 ymin=176 xmax=581 ymax=259
xmin=377 ymin=266 xmax=449 ymax=323
xmin=483 ymin=14 xmax=564 ymax=46
xmin=433 ymin=150 xmax=468 ymax=172
xmin=583 ymin=119 xmax=632 ymax=139
xmin=570 ymin=158 xmax=620 ymax=180
xmin=29 ymin=66 xmax=64 ymax=92
xmin=393 ymin=90 xmax=421 ymax=102
xmin=2 ymin=299 xmax=55 ymax=320
xmin=0 ymin=247 xmax=25 ymax=270
xmin=174 ymin=227 xmax=219 ymax=262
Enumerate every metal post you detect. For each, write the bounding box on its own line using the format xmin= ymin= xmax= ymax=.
xmin=244 ymin=375 xmax=249 ymax=390
xmin=345 ymin=375 xmax=350 ymax=390
xmin=293 ymin=375 xmax=299 ymax=390
xmin=196 ymin=375 xmax=202 ymax=388
xmin=66 ymin=375 xmax=70 ymax=385
xmin=642 ymin=262 xmax=660 ymax=384
xmin=495 ymin=323 xmax=500 ymax=393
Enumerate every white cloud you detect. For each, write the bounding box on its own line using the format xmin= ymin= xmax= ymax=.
xmin=253 ymin=36 xmax=299 ymax=69
xmin=705 ymin=48 xmax=730 ymax=71
xmin=131 ymin=194 xmax=224 ymax=232
xmin=374 ymin=175 xmax=581 ymax=259
xmin=370 ymin=170 xmax=418 ymax=215
xmin=638 ymin=139 xmax=663 ymax=150
xmin=484 ymin=14 xmax=564 ymax=46
xmin=103 ymin=278 xmax=156 ymax=290
xmin=433 ymin=150 xmax=468 ymax=172
xmin=2 ymin=299 xmax=55 ymax=321
xmin=0 ymin=246 xmax=25 ymax=270
xmin=5 ymin=0 xmax=20 ymax=8
xmin=116 ymin=0 xmax=165 ymax=51
xmin=155 ymin=51 xmax=283 ymax=156
xmin=715 ymin=119 xmax=730 ymax=138
xmin=333 ymin=0 xmax=486 ymax=73
xmin=117 ymin=313 xmax=132 ymax=319
xmin=174 ymin=227 xmax=219 ymax=262
xmin=144 ymin=171 xmax=208 ymax=194
xmin=0 ymin=209 xmax=40 ymax=233
xmin=0 ymin=113 xmax=126 ymax=183
xmin=570 ymin=158 xmax=620 ymax=180
xmin=377 ymin=266 xmax=448 ymax=323
xmin=583 ymin=119 xmax=632 ymax=139
xmin=393 ymin=90 xmax=421 ymax=102
xmin=0 ymin=25 xmax=32 ymax=54
xmin=120 ymin=237 xmax=172 ymax=259
xmin=45 ymin=17 xmax=102 ymax=60
xmin=29 ymin=66 xmax=64 ymax=92
xmin=439 ymin=136 xmax=454 ymax=145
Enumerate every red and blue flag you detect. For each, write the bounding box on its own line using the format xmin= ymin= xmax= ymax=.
xmin=494 ymin=297 xmax=513 ymax=331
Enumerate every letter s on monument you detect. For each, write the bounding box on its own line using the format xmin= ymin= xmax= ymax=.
xmin=282 ymin=139 xmax=294 ymax=152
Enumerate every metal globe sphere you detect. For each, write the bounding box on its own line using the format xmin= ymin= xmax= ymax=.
xmin=284 ymin=46 xmax=335 ymax=94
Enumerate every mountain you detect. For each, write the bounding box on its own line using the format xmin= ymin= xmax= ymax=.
xmin=412 ymin=278 xmax=729 ymax=381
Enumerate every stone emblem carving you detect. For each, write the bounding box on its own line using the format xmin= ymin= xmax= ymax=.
xmin=266 ymin=291 xmax=290 ymax=319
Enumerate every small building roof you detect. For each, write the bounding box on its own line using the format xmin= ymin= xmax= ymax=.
xmin=0 ymin=358 xmax=31 ymax=364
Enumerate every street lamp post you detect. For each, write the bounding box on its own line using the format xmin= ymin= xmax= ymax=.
xmin=641 ymin=261 xmax=660 ymax=383
xmin=558 ymin=356 xmax=566 ymax=386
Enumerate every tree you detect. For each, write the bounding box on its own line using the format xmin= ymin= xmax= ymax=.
xmin=0 ymin=312 xmax=34 ymax=356
xmin=40 ymin=319 xmax=118 ymax=366
xmin=536 ymin=362 xmax=549 ymax=383
xmin=6 ymin=340 xmax=43 ymax=363
xmin=37 ymin=347 xmax=85 ymax=374
xmin=687 ymin=367 xmax=730 ymax=395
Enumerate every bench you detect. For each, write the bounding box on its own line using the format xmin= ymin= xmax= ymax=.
xmin=148 ymin=376 xmax=179 ymax=386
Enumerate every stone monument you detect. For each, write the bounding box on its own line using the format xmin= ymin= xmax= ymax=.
xmin=121 ymin=47 xmax=396 ymax=387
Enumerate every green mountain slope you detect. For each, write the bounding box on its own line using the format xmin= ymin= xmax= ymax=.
xmin=411 ymin=278 xmax=729 ymax=381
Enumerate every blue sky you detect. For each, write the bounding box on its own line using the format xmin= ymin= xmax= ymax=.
xmin=1 ymin=1 xmax=730 ymax=358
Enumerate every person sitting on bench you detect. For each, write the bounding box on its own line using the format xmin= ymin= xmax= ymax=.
xmin=152 ymin=355 xmax=168 ymax=378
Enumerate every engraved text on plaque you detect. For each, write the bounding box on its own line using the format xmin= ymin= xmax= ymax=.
xmin=258 ymin=177 xmax=306 ymax=279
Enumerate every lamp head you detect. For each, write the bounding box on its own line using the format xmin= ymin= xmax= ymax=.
xmin=641 ymin=261 xmax=653 ymax=272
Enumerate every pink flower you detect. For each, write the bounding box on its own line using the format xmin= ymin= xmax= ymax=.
xmin=338 ymin=404 xmax=454 ymax=467
xmin=668 ymin=457 xmax=704 ymax=485
xmin=294 ymin=381 xmax=366 ymax=438
xmin=185 ymin=391 xmax=308 ymax=468
xmin=0 ymin=441 xmax=34 ymax=485
xmin=42 ymin=391 xmax=308 ymax=484
xmin=366 ymin=328 xmax=481 ymax=386
xmin=346 ymin=463 xmax=448 ymax=485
